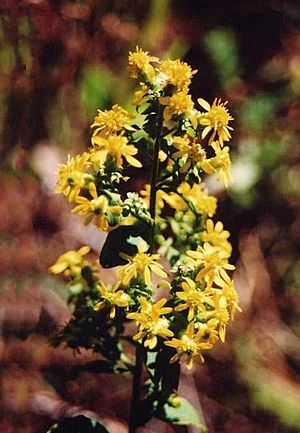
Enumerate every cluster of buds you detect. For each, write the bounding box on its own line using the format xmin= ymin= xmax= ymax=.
xmin=50 ymin=47 xmax=239 ymax=376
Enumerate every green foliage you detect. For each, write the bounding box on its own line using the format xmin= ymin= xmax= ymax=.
xmin=240 ymin=94 xmax=278 ymax=132
xmin=158 ymin=396 xmax=207 ymax=432
xmin=80 ymin=66 xmax=114 ymax=117
xmin=204 ymin=28 xmax=240 ymax=85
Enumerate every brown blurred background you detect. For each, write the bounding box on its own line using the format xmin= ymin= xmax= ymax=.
xmin=1 ymin=1 xmax=300 ymax=432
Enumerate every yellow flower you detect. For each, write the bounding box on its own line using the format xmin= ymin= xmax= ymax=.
xmin=55 ymin=153 xmax=93 ymax=202
xmin=128 ymin=47 xmax=158 ymax=81
xmin=117 ymin=243 xmax=167 ymax=287
xmin=91 ymin=134 xmax=141 ymax=169
xmin=162 ymin=182 xmax=217 ymax=217
xmin=165 ymin=323 xmax=213 ymax=369
xmin=213 ymin=272 xmax=241 ymax=319
xmin=159 ymin=59 xmax=197 ymax=90
xmin=209 ymin=141 xmax=232 ymax=187
xmin=178 ymin=182 xmax=217 ymax=217
xmin=133 ymin=84 xmax=148 ymax=105
xmin=127 ymin=297 xmax=173 ymax=349
xmin=198 ymin=98 xmax=233 ymax=146
xmin=140 ymin=183 xmax=166 ymax=211
xmin=161 ymin=191 xmax=187 ymax=212
xmin=71 ymin=182 xmax=121 ymax=231
xmin=205 ymin=290 xmax=230 ymax=342
xmin=160 ymin=91 xmax=194 ymax=121
xmin=187 ymin=242 xmax=235 ymax=288
xmin=171 ymin=135 xmax=215 ymax=174
xmin=91 ymin=104 xmax=134 ymax=138
xmin=94 ymin=282 xmax=130 ymax=319
xmin=175 ymin=278 xmax=210 ymax=321
xmin=200 ymin=219 xmax=232 ymax=255
xmin=49 ymin=246 xmax=90 ymax=278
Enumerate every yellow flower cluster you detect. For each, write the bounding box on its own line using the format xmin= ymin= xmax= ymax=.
xmin=50 ymin=47 xmax=239 ymax=371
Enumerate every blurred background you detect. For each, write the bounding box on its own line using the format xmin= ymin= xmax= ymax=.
xmin=1 ymin=0 xmax=300 ymax=432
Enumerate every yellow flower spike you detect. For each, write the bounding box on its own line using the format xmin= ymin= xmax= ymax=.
xmin=128 ymin=46 xmax=159 ymax=81
xmin=94 ymin=282 xmax=130 ymax=319
xmin=117 ymin=244 xmax=167 ymax=287
xmin=127 ymin=297 xmax=173 ymax=349
xmin=55 ymin=153 xmax=93 ymax=202
xmin=49 ymin=246 xmax=91 ymax=278
xmin=165 ymin=323 xmax=213 ymax=369
xmin=198 ymin=97 xmax=233 ymax=146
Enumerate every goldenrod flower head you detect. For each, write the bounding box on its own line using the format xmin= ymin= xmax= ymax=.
xmin=160 ymin=91 xmax=194 ymax=121
xmin=178 ymin=182 xmax=217 ymax=217
xmin=161 ymin=181 xmax=217 ymax=215
xmin=128 ymin=47 xmax=158 ymax=81
xmin=49 ymin=246 xmax=90 ymax=278
xmin=91 ymin=134 xmax=141 ymax=169
xmin=71 ymin=182 xmax=121 ymax=231
xmin=187 ymin=243 xmax=235 ymax=288
xmin=91 ymin=105 xmax=134 ymax=138
xmin=210 ymin=141 xmax=232 ymax=187
xmin=55 ymin=153 xmax=93 ymax=202
xmin=206 ymin=290 xmax=230 ymax=342
xmin=171 ymin=135 xmax=215 ymax=174
xmin=213 ymin=272 xmax=242 ymax=319
xmin=165 ymin=322 xmax=213 ymax=369
xmin=198 ymin=98 xmax=233 ymax=146
xmin=201 ymin=219 xmax=232 ymax=255
xmin=94 ymin=282 xmax=130 ymax=319
xmin=127 ymin=297 xmax=173 ymax=349
xmin=175 ymin=278 xmax=210 ymax=321
xmin=117 ymin=243 xmax=167 ymax=287
xmin=160 ymin=191 xmax=188 ymax=212
xmin=159 ymin=59 xmax=197 ymax=90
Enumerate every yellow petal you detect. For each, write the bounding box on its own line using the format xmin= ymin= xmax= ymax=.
xmin=197 ymin=98 xmax=211 ymax=111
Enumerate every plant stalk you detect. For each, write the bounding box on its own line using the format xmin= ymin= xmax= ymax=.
xmin=149 ymin=108 xmax=163 ymax=253
xmin=128 ymin=105 xmax=163 ymax=433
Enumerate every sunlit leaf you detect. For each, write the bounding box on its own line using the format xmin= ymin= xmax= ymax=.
xmin=157 ymin=396 xmax=207 ymax=432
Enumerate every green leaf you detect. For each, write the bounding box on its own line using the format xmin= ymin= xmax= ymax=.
xmin=99 ymin=222 xmax=151 ymax=268
xmin=158 ymin=397 xmax=207 ymax=432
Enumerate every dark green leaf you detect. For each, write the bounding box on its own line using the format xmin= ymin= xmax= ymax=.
xmin=99 ymin=222 xmax=151 ymax=268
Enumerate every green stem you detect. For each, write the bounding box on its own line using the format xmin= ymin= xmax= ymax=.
xmin=128 ymin=105 xmax=163 ymax=433
xmin=149 ymin=108 xmax=164 ymax=253
xmin=128 ymin=344 xmax=144 ymax=433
